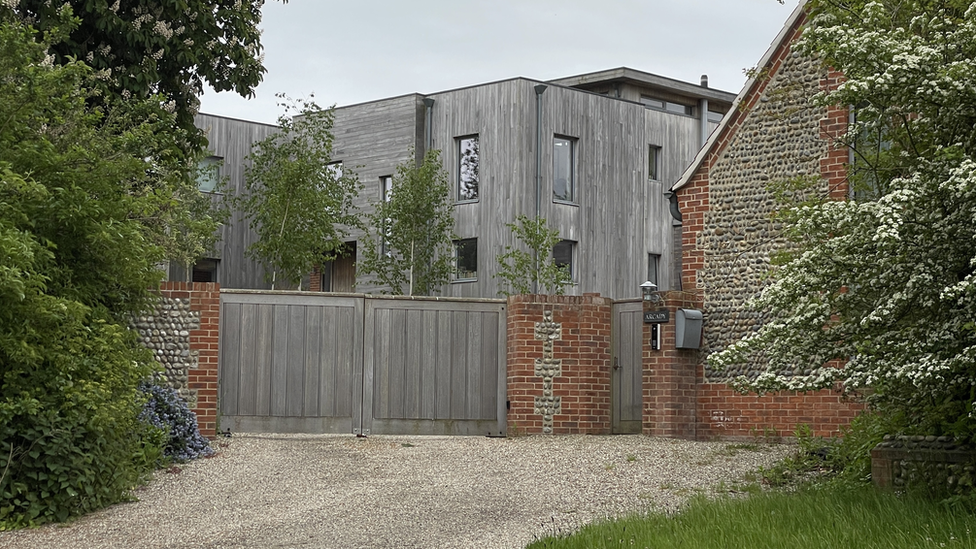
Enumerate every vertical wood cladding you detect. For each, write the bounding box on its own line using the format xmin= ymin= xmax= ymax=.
xmin=196 ymin=76 xmax=722 ymax=299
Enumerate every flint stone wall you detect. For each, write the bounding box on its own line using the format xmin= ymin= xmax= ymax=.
xmin=699 ymin=50 xmax=830 ymax=381
xmin=872 ymin=435 xmax=976 ymax=496
xmin=132 ymin=297 xmax=201 ymax=405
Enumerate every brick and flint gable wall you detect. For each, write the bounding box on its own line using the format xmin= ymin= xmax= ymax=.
xmin=677 ymin=13 xmax=861 ymax=438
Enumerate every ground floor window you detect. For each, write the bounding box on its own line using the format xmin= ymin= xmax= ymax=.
xmin=454 ymin=238 xmax=478 ymax=281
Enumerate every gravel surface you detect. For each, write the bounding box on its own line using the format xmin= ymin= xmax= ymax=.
xmin=1 ymin=434 xmax=791 ymax=549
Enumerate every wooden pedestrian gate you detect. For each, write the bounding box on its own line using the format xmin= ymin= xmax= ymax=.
xmin=218 ymin=291 xmax=507 ymax=436
xmin=612 ymin=299 xmax=644 ymax=434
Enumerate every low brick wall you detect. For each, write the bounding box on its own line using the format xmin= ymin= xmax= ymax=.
xmin=506 ymin=294 xmax=612 ymax=435
xmin=696 ymin=384 xmax=862 ymax=440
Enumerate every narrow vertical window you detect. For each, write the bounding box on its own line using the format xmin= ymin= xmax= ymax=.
xmin=380 ymin=176 xmax=393 ymax=255
xmin=553 ymin=240 xmax=575 ymax=280
xmin=196 ymin=156 xmax=221 ymax=192
xmin=454 ymin=238 xmax=478 ymax=281
xmin=647 ymin=253 xmax=661 ymax=286
xmin=553 ymin=136 xmax=576 ymax=202
xmin=457 ymin=135 xmax=479 ymax=201
xmin=648 ymin=146 xmax=661 ymax=181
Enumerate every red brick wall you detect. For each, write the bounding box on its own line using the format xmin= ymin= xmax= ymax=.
xmin=506 ymin=294 xmax=612 ymax=435
xmin=697 ymin=382 xmax=862 ymax=440
xmin=158 ymin=282 xmax=220 ymax=438
xmin=642 ymin=292 xmax=702 ymax=439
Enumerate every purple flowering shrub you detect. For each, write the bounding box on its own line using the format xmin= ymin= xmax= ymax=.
xmin=138 ymin=381 xmax=214 ymax=462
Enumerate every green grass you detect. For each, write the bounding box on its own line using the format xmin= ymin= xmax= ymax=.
xmin=526 ymin=485 xmax=976 ymax=549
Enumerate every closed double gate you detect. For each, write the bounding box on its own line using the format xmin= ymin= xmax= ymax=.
xmin=218 ymin=292 xmax=507 ymax=436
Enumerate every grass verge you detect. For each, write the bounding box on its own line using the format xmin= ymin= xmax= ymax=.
xmin=526 ymin=485 xmax=976 ymax=549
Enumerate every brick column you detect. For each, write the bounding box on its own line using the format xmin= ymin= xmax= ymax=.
xmin=642 ymin=291 xmax=701 ymax=439
xmin=506 ymin=294 xmax=613 ymax=435
xmin=158 ymin=282 xmax=221 ymax=438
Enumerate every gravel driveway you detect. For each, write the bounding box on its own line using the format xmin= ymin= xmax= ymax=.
xmin=1 ymin=434 xmax=790 ymax=549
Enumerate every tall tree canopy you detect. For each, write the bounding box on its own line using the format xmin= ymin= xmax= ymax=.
xmin=11 ymin=0 xmax=278 ymax=143
xmin=0 ymin=10 xmax=194 ymax=526
xmin=711 ymin=0 xmax=976 ymax=441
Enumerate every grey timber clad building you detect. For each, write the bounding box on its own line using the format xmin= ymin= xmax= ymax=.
xmin=181 ymin=68 xmax=735 ymax=299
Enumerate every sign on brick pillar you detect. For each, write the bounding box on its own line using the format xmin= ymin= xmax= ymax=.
xmin=642 ymin=291 xmax=701 ymax=439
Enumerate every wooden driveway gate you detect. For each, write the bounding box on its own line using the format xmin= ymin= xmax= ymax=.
xmin=218 ymin=291 xmax=507 ymax=436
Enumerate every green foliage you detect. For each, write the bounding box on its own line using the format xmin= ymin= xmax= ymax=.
xmin=359 ymin=150 xmax=456 ymax=295
xmin=9 ymin=0 xmax=278 ymax=144
xmin=0 ymin=14 xmax=195 ymax=528
xmin=238 ymin=97 xmax=361 ymax=290
xmin=495 ymin=215 xmax=573 ymax=296
xmin=527 ymin=485 xmax=976 ymax=549
xmin=709 ymin=0 xmax=976 ymax=443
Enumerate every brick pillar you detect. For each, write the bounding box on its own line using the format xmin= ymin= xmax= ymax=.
xmin=158 ymin=282 xmax=220 ymax=438
xmin=642 ymin=291 xmax=701 ymax=439
xmin=506 ymin=294 xmax=613 ymax=435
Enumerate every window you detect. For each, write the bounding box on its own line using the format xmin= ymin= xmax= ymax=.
xmin=327 ymin=161 xmax=343 ymax=179
xmin=641 ymin=95 xmax=694 ymax=116
xmin=457 ymin=135 xmax=479 ymax=201
xmin=192 ymin=258 xmax=219 ymax=283
xmin=707 ymin=110 xmax=725 ymax=124
xmin=454 ymin=238 xmax=478 ymax=281
xmin=553 ymin=136 xmax=576 ymax=203
xmin=196 ymin=156 xmax=221 ymax=193
xmin=640 ymin=95 xmax=664 ymax=110
xmin=647 ymin=253 xmax=660 ymax=287
xmin=553 ymin=240 xmax=575 ymax=280
xmin=380 ymin=175 xmax=393 ymax=202
xmin=379 ymin=176 xmax=393 ymax=255
xmin=648 ymin=146 xmax=661 ymax=181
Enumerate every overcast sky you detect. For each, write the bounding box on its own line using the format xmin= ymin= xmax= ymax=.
xmin=199 ymin=0 xmax=801 ymax=124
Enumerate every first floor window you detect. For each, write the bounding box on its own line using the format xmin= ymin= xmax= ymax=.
xmin=380 ymin=175 xmax=393 ymax=202
xmin=553 ymin=240 xmax=575 ymax=280
xmin=196 ymin=156 xmax=221 ymax=193
xmin=553 ymin=136 xmax=576 ymax=203
xmin=648 ymin=145 xmax=661 ymax=181
xmin=457 ymin=135 xmax=479 ymax=201
xmin=454 ymin=238 xmax=478 ymax=281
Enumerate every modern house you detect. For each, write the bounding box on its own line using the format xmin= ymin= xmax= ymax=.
xmin=181 ymin=68 xmax=736 ymax=299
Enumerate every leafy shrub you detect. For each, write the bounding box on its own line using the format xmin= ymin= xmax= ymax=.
xmin=138 ymin=381 xmax=213 ymax=462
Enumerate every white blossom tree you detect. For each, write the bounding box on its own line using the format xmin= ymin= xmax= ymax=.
xmin=710 ymin=0 xmax=976 ymax=441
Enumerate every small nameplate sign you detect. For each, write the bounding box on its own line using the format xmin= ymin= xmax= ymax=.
xmin=643 ymin=309 xmax=670 ymax=323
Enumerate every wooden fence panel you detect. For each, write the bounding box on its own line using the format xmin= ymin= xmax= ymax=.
xmin=219 ymin=292 xmax=505 ymax=436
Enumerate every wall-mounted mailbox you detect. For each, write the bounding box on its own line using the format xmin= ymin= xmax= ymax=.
xmin=675 ymin=309 xmax=703 ymax=349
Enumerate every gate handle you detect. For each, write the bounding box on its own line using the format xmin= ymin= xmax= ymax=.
xmin=613 ymin=356 xmax=620 ymax=370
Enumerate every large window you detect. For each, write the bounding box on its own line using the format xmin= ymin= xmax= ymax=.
xmin=648 ymin=146 xmax=661 ymax=181
xmin=457 ymin=135 xmax=479 ymax=201
xmin=454 ymin=238 xmax=478 ymax=281
xmin=196 ymin=156 xmax=221 ymax=193
xmin=553 ymin=136 xmax=576 ymax=203
xmin=553 ymin=239 xmax=575 ymax=280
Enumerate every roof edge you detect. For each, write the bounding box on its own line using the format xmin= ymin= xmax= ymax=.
xmin=670 ymin=0 xmax=808 ymax=193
